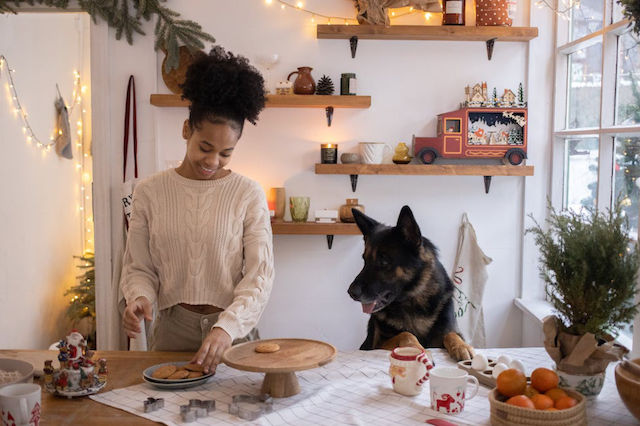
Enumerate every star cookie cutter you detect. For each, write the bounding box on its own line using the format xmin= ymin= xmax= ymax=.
xmin=143 ymin=397 xmax=165 ymax=413
xmin=229 ymin=394 xmax=273 ymax=421
xmin=180 ymin=399 xmax=216 ymax=422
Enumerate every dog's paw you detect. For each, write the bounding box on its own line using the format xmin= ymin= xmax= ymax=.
xmin=380 ymin=332 xmax=424 ymax=351
xmin=443 ymin=331 xmax=475 ymax=361
xmin=449 ymin=341 xmax=475 ymax=361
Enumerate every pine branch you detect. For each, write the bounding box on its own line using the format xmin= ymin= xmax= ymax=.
xmin=0 ymin=0 xmax=215 ymax=70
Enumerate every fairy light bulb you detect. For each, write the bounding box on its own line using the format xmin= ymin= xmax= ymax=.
xmin=281 ymin=4 xmax=285 ymax=9
xmin=296 ymin=1 xmax=303 ymax=8
xmin=265 ymin=0 xmax=272 ymax=4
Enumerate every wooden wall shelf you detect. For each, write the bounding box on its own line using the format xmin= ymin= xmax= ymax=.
xmin=271 ymin=221 xmax=361 ymax=249
xmin=316 ymin=25 xmax=539 ymax=60
xmin=150 ymin=94 xmax=371 ymax=126
xmin=315 ymin=163 xmax=535 ymax=193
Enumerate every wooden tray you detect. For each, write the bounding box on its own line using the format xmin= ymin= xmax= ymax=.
xmin=457 ymin=357 xmax=498 ymax=388
xmin=222 ymin=338 xmax=337 ymax=398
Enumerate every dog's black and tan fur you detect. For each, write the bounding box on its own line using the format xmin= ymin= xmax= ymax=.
xmin=348 ymin=206 xmax=474 ymax=361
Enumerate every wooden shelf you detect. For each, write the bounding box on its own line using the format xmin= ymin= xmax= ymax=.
xmin=315 ymin=163 xmax=534 ymax=194
xmin=271 ymin=221 xmax=360 ymax=235
xmin=271 ymin=221 xmax=361 ymax=249
xmin=150 ymin=94 xmax=371 ymax=109
xmin=316 ymin=25 xmax=538 ymax=41
xmin=315 ymin=163 xmax=534 ymax=176
xmin=317 ymin=25 xmax=538 ymax=60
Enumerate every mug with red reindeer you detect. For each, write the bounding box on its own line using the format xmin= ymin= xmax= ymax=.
xmin=429 ymin=367 xmax=479 ymax=414
xmin=389 ymin=347 xmax=434 ymax=396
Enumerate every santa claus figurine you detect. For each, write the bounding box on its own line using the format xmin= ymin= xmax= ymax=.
xmin=66 ymin=330 xmax=87 ymax=361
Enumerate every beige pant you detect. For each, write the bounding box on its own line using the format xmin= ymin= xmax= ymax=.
xmin=149 ymin=304 xmax=259 ymax=351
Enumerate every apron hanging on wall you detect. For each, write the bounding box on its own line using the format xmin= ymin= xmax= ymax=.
xmin=451 ymin=213 xmax=492 ymax=348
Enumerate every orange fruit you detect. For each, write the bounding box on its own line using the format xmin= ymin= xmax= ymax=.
xmin=544 ymin=388 xmax=568 ymax=402
xmin=506 ymin=395 xmax=535 ymax=409
xmin=531 ymin=368 xmax=559 ymax=392
xmin=555 ymin=396 xmax=578 ymax=410
xmin=531 ymin=394 xmax=554 ymax=410
xmin=496 ymin=369 xmax=527 ymax=397
xmin=524 ymin=384 xmax=539 ymax=398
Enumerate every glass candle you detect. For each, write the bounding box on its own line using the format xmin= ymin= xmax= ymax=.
xmin=321 ymin=143 xmax=338 ymax=164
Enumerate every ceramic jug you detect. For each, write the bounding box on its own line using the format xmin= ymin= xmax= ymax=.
xmin=287 ymin=67 xmax=316 ymax=95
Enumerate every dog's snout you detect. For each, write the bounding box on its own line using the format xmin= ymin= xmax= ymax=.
xmin=348 ymin=283 xmax=362 ymax=301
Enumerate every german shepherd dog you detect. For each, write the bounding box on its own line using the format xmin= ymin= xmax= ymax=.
xmin=348 ymin=206 xmax=474 ymax=361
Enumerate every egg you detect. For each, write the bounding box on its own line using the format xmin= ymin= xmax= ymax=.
xmin=497 ymin=355 xmax=512 ymax=366
xmin=492 ymin=362 xmax=509 ymax=379
xmin=510 ymin=359 xmax=525 ymax=373
xmin=471 ymin=353 xmax=489 ymax=371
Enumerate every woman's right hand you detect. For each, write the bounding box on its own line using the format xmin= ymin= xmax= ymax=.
xmin=123 ymin=296 xmax=153 ymax=338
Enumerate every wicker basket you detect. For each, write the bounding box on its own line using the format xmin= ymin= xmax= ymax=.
xmin=488 ymin=388 xmax=587 ymax=426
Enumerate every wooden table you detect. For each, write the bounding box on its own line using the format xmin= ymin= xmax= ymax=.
xmin=0 ymin=350 xmax=192 ymax=425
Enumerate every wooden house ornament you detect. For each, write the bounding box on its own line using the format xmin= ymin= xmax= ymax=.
xmin=500 ymin=89 xmax=516 ymax=106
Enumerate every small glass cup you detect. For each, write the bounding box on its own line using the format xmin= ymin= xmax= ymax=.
xmin=289 ymin=196 xmax=310 ymax=222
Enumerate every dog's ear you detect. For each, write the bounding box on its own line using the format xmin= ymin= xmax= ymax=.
xmin=396 ymin=205 xmax=422 ymax=249
xmin=353 ymin=209 xmax=379 ymax=237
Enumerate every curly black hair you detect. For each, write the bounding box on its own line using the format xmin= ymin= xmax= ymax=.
xmin=180 ymin=46 xmax=266 ymax=136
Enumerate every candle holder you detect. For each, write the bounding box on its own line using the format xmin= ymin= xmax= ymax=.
xmin=268 ymin=187 xmax=286 ymax=221
xmin=321 ymin=144 xmax=338 ymax=164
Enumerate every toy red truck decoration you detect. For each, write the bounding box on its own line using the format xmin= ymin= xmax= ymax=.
xmin=413 ymin=106 xmax=527 ymax=165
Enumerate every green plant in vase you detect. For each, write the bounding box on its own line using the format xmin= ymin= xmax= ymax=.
xmin=527 ymin=201 xmax=640 ymax=397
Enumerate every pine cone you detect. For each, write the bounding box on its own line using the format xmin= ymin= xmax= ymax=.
xmin=316 ymin=75 xmax=335 ymax=95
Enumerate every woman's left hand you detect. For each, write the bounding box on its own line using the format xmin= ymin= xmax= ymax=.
xmin=191 ymin=327 xmax=232 ymax=374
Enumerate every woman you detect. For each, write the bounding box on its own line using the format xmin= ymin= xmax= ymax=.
xmin=120 ymin=46 xmax=274 ymax=374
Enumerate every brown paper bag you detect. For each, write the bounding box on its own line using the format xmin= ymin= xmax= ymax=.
xmin=543 ymin=316 xmax=628 ymax=375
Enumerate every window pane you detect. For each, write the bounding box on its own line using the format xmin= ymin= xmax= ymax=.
xmin=616 ymin=33 xmax=640 ymax=125
xmin=570 ymin=0 xmax=603 ymax=41
xmin=567 ymin=42 xmax=602 ymax=128
xmin=564 ymin=137 xmax=599 ymax=211
xmin=614 ymin=135 xmax=640 ymax=240
xmin=611 ymin=0 xmax=625 ymax=23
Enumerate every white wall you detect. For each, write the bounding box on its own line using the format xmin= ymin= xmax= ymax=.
xmin=0 ymin=13 xmax=89 ymax=348
xmin=100 ymin=0 xmax=555 ymax=350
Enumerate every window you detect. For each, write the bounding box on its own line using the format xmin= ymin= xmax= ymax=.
xmin=553 ymin=0 xmax=640 ymax=355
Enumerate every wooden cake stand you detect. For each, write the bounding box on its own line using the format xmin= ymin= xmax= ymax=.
xmin=222 ymin=338 xmax=337 ymax=398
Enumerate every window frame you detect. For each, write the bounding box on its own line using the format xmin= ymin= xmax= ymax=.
xmin=551 ymin=1 xmax=640 ymax=357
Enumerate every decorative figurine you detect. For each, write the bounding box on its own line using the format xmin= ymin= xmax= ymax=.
xmin=44 ymin=330 xmax=106 ymax=398
xmin=392 ymin=142 xmax=412 ymax=164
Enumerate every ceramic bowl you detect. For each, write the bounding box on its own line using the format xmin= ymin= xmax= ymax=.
xmin=340 ymin=153 xmax=361 ymax=164
xmin=0 ymin=358 xmax=34 ymax=388
xmin=615 ymin=359 xmax=640 ymax=421
xmin=556 ymin=368 xmax=605 ymax=398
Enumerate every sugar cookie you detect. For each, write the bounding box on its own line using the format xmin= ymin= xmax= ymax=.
xmin=255 ymin=343 xmax=280 ymax=353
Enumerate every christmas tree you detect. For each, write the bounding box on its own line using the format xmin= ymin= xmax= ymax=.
xmin=64 ymin=253 xmax=96 ymax=348
xmin=492 ymin=87 xmax=497 ymax=106
xmin=518 ymin=83 xmax=525 ymax=106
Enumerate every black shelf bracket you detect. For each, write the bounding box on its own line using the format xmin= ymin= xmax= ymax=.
xmin=483 ymin=176 xmax=492 ymax=193
xmin=349 ymin=174 xmax=359 ymax=192
xmin=325 ymin=106 xmax=334 ymax=126
xmin=326 ymin=235 xmax=334 ymax=249
xmin=350 ymin=36 xmax=358 ymax=58
xmin=486 ymin=38 xmax=497 ymax=60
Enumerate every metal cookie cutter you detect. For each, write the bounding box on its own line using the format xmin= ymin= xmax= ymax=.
xmin=143 ymin=397 xmax=165 ymax=413
xmin=180 ymin=399 xmax=216 ymax=422
xmin=229 ymin=394 xmax=274 ymax=421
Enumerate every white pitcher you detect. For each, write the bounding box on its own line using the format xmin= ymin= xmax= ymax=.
xmin=359 ymin=142 xmax=392 ymax=164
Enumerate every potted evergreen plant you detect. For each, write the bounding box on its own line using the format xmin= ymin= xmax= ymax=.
xmin=528 ymin=202 xmax=640 ymax=397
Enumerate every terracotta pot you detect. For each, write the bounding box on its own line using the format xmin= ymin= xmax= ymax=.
xmin=287 ymin=67 xmax=315 ymax=95
xmin=339 ymin=199 xmax=364 ymax=223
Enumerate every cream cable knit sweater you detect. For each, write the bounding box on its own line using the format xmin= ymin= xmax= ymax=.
xmin=120 ymin=168 xmax=274 ymax=341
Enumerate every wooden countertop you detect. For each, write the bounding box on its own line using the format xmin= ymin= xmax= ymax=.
xmin=0 ymin=350 xmax=193 ymax=425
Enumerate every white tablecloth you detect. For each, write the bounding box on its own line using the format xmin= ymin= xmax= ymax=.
xmin=90 ymin=347 xmax=638 ymax=425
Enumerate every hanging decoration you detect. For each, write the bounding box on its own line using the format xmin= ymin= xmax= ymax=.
xmin=0 ymin=54 xmax=93 ymax=254
xmin=263 ymin=0 xmax=436 ymax=25
xmin=533 ymin=0 xmax=581 ymax=20
xmin=0 ymin=0 xmax=215 ymax=72
xmin=54 ymin=86 xmax=72 ymax=159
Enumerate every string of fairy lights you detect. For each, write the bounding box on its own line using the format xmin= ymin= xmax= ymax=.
xmin=263 ymin=0 xmax=437 ymax=24
xmin=0 ymin=54 xmax=93 ymax=255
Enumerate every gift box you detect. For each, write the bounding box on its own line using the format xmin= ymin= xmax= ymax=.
xmin=476 ymin=0 xmax=512 ymax=26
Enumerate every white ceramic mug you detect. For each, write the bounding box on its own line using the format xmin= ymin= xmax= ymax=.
xmin=389 ymin=347 xmax=434 ymax=396
xmin=0 ymin=383 xmax=41 ymax=426
xmin=359 ymin=142 xmax=392 ymax=164
xmin=429 ymin=367 xmax=479 ymax=415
